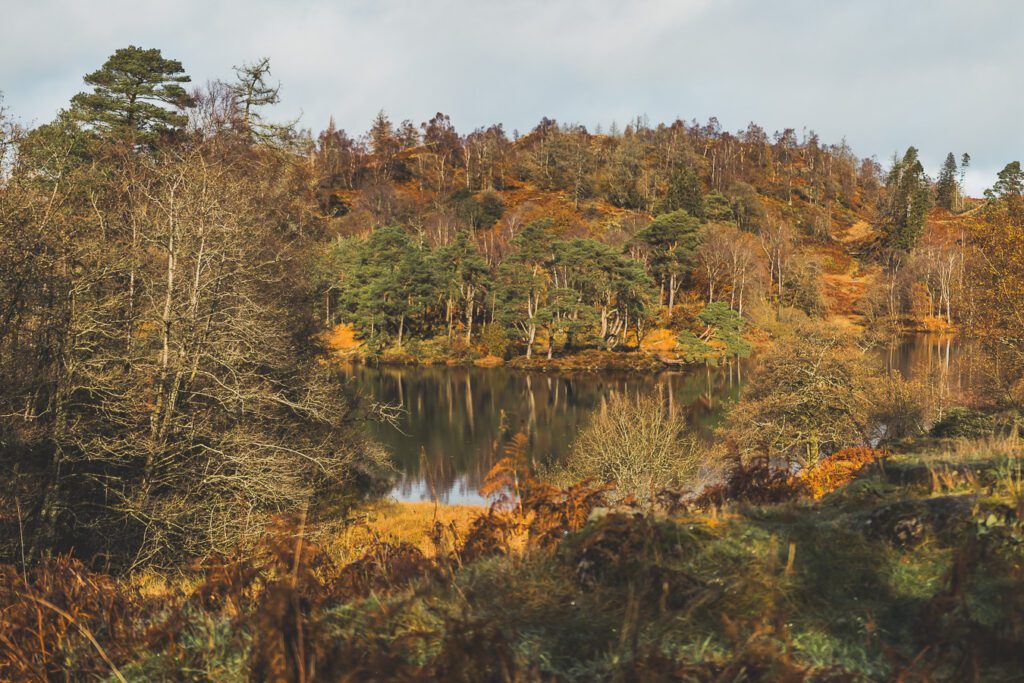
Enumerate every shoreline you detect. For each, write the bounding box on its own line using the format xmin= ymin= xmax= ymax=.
xmin=328 ymin=347 xmax=744 ymax=373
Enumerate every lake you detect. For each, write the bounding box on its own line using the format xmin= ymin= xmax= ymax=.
xmin=343 ymin=334 xmax=971 ymax=505
xmin=343 ymin=361 xmax=748 ymax=504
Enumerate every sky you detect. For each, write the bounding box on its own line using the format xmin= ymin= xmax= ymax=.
xmin=2 ymin=0 xmax=1021 ymax=195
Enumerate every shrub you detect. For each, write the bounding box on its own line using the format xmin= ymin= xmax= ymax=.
xmin=725 ymin=323 xmax=874 ymax=467
xmin=798 ymin=447 xmax=879 ymax=500
xmin=930 ymin=407 xmax=997 ymax=439
xmin=873 ymin=372 xmax=934 ymax=440
xmin=480 ymin=323 xmax=510 ymax=359
xmin=559 ymin=393 xmax=701 ymax=502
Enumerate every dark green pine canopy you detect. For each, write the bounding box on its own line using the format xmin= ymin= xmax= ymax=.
xmin=70 ymin=45 xmax=192 ymax=141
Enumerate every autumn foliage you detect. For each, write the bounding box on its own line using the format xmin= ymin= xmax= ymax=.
xmin=798 ymin=446 xmax=880 ymax=500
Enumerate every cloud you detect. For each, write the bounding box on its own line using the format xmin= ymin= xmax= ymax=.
xmin=1 ymin=0 xmax=1020 ymax=194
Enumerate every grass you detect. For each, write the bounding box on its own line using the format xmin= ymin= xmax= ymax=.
xmin=4 ymin=435 xmax=1023 ymax=680
xmin=322 ymin=500 xmax=483 ymax=561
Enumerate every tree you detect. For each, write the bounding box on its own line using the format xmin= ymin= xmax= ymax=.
xmin=538 ymin=287 xmax=596 ymax=359
xmin=757 ymin=219 xmax=796 ymax=303
xmin=694 ymin=222 xmax=763 ymax=315
xmin=495 ymin=221 xmax=553 ymax=358
xmin=702 ymin=191 xmax=735 ymax=223
xmin=985 ymin=161 xmax=1024 ymax=208
xmin=70 ymin=46 xmax=192 ymax=141
xmin=560 ymin=393 xmax=699 ymax=502
xmin=496 ymin=260 xmax=546 ymax=358
xmin=547 ymin=238 xmax=655 ymax=350
xmin=368 ymin=110 xmax=407 ymax=183
xmin=969 ymin=161 xmax=1024 ymax=403
xmin=631 ymin=209 xmax=702 ymax=313
xmin=434 ymin=231 xmax=489 ymax=345
xmin=698 ymin=301 xmax=751 ymax=358
xmin=695 ymin=225 xmax=731 ymax=304
xmin=935 ymin=152 xmax=960 ymax=211
xmin=675 ymin=301 xmax=750 ymax=362
xmin=657 ymin=161 xmax=703 ymax=217
xmin=959 ymin=153 xmax=971 ymax=209
xmin=0 ymin=134 xmax=385 ymax=567
xmin=333 ymin=225 xmax=430 ymax=346
xmin=726 ymin=325 xmax=874 ymax=467
xmin=910 ymin=222 xmax=962 ymax=323
xmin=882 ymin=147 xmax=931 ymax=252
xmin=228 ymin=57 xmax=292 ymax=142
xmin=420 ymin=112 xmax=463 ymax=192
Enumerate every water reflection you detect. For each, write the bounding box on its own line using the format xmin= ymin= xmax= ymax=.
xmin=881 ymin=334 xmax=976 ymax=405
xmin=345 ymin=335 xmax=976 ymax=505
xmin=341 ymin=362 xmax=749 ymax=505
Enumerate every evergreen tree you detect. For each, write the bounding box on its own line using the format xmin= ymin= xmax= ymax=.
xmin=632 ymin=210 xmax=702 ymax=312
xmin=985 ymin=161 xmax=1024 ymax=225
xmin=495 ymin=221 xmax=553 ymax=357
xmin=434 ymin=232 xmax=489 ymax=344
xmin=228 ymin=57 xmax=292 ymax=142
xmin=699 ymin=301 xmax=751 ymax=358
xmin=935 ymin=152 xmax=959 ymax=211
xmin=958 ymin=153 xmax=971 ymax=209
xmin=538 ymin=287 xmax=597 ymax=358
xmin=657 ymin=162 xmax=704 ymax=218
xmin=883 ymin=147 xmax=931 ymax=252
xmin=69 ymin=46 xmax=192 ymax=141
xmin=985 ymin=161 xmax=1024 ymax=199
xmin=702 ymin=192 xmax=736 ymax=223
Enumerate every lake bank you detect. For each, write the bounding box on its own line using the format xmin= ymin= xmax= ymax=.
xmin=323 ymin=323 xmax=755 ymax=372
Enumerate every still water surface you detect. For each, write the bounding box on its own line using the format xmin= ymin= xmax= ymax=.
xmin=343 ymin=335 xmax=972 ymax=505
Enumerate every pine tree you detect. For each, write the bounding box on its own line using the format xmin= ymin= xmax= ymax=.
xmin=228 ymin=57 xmax=291 ymax=142
xmin=958 ymin=153 xmax=971 ymax=210
xmin=657 ymin=162 xmax=704 ymax=218
xmin=883 ymin=147 xmax=931 ymax=252
xmin=632 ymin=210 xmax=702 ymax=312
xmin=935 ymin=152 xmax=959 ymax=211
xmin=70 ymin=46 xmax=192 ymax=141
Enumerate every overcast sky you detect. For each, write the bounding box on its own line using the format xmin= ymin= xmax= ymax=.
xmin=2 ymin=0 xmax=1021 ymax=194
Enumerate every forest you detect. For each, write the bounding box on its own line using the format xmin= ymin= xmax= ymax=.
xmin=0 ymin=45 xmax=1023 ymax=681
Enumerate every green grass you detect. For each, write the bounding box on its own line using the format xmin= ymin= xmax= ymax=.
xmin=22 ymin=434 xmax=1023 ymax=681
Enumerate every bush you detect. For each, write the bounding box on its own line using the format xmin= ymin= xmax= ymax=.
xmin=725 ymin=323 xmax=874 ymax=466
xmin=930 ymin=407 xmax=997 ymax=439
xmin=558 ymin=393 xmax=701 ymax=502
xmin=480 ymin=323 xmax=510 ymax=359
xmin=873 ymin=372 xmax=934 ymax=440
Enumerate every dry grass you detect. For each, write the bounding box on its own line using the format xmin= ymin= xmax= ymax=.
xmin=321 ymin=501 xmax=483 ymax=563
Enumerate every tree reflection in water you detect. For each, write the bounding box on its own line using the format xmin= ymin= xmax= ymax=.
xmin=343 ymin=335 xmax=975 ymax=505
xmin=341 ymin=362 xmax=749 ymax=505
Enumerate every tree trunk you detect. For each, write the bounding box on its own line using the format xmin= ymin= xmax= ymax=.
xmin=464 ymin=285 xmax=474 ymax=345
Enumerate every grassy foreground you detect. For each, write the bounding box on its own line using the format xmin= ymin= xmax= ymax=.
xmin=2 ymin=436 xmax=1022 ymax=681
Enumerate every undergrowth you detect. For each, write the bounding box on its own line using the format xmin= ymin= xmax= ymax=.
xmin=1 ymin=436 xmax=1022 ymax=681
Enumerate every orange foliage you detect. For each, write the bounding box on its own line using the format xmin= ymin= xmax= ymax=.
xmin=797 ymin=447 xmax=879 ymax=500
xmin=0 ymin=557 xmax=146 ymax=681
xmin=694 ymin=447 xmax=880 ymax=508
xmin=464 ymin=433 xmax=613 ymax=558
xmin=321 ymin=322 xmax=362 ymax=354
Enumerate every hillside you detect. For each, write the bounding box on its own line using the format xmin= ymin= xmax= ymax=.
xmin=313 ymin=115 xmax=977 ymax=365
